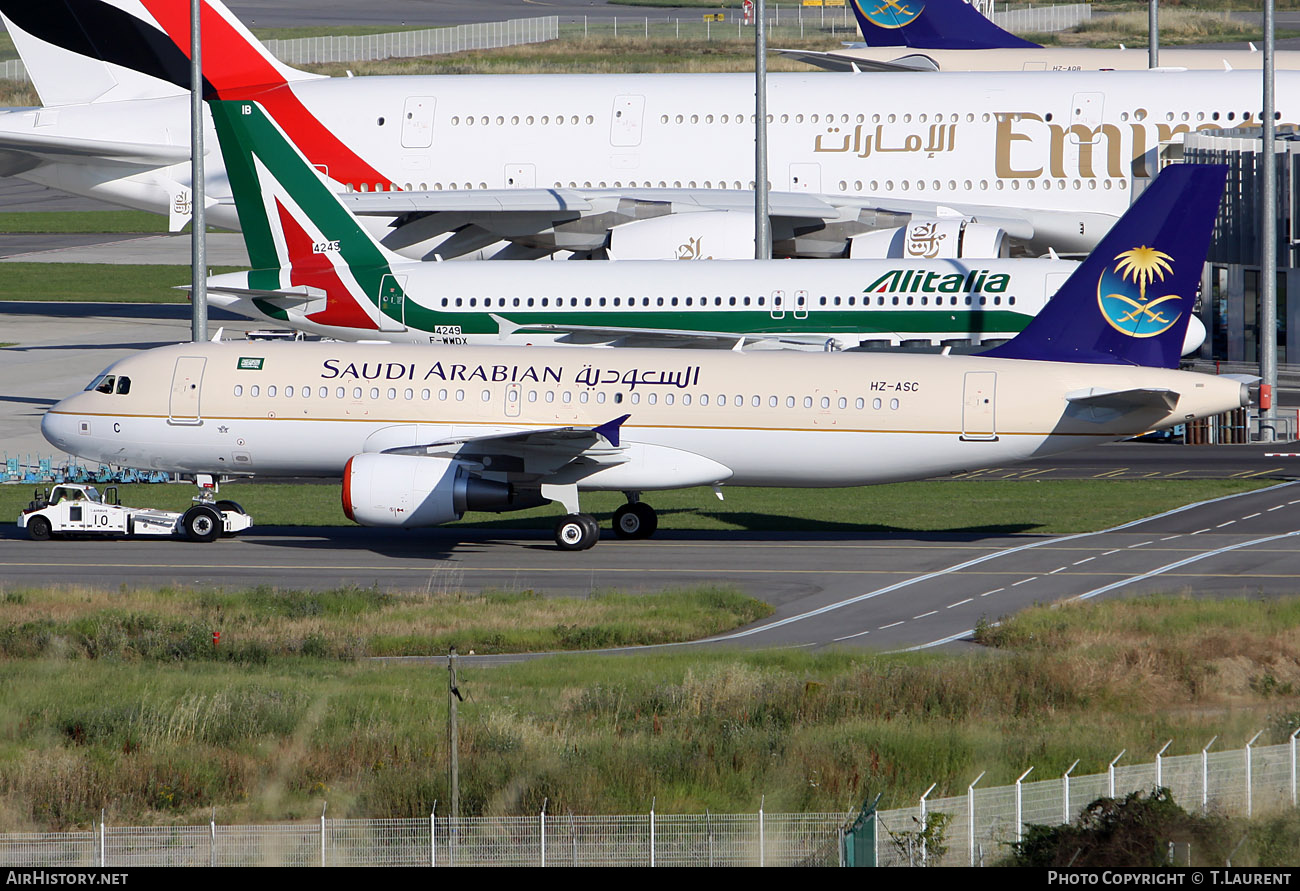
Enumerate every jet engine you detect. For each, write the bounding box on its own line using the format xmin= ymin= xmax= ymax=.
xmin=342 ymin=453 xmax=543 ymax=527
xmin=607 ymin=211 xmax=755 ymax=260
xmin=848 ymin=219 xmax=1009 ymax=260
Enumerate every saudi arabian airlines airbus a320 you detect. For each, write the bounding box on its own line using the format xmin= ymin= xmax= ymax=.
xmin=37 ymin=165 xmax=1247 ymax=550
xmin=0 ymin=0 xmax=1292 ymax=261
xmin=778 ymin=0 xmax=1300 ymax=73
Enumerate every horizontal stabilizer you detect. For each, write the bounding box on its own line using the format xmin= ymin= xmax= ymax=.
xmin=770 ymin=48 xmax=938 ymax=72
xmin=1066 ymin=387 xmax=1179 ymax=413
xmin=185 ymin=284 xmax=324 ymax=304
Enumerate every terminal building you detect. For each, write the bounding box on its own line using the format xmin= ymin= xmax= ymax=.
xmin=1184 ymin=128 xmax=1296 ymax=365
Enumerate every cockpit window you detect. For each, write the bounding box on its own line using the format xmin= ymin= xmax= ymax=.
xmin=115 ymin=377 xmax=131 ymax=395
xmin=93 ymin=375 xmax=116 ymax=395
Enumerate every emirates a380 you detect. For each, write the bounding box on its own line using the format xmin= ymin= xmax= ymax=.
xmin=0 ymin=0 xmax=1288 ymax=260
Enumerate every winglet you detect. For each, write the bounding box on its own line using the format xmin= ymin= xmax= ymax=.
xmin=592 ymin=414 xmax=632 ymax=447
xmin=491 ymin=313 xmax=523 ymax=339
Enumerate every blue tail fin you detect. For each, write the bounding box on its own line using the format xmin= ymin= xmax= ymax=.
xmin=850 ymin=0 xmax=1039 ymax=49
xmin=982 ymin=164 xmax=1227 ymax=369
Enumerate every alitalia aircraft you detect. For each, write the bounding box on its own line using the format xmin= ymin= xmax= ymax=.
xmin=778 ymin=0 xmax=1300 ymax=73
xmin=40 ymin=165 xmax=1247 ymax=550
xmin=199 ymin=98 xmax=1210 ymax=355
xmin=0 ymin=0 xmax=1291 ymax=262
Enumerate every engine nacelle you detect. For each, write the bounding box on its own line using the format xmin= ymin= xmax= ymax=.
xmin=342 ymin=453 xmax=539 ymax=528
xmin=608 ymin=211 xmax=754 ymax=260
xmin=848 ymin=220 xmax=1009 ymax=260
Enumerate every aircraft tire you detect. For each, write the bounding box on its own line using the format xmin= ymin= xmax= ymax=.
xmin=555 ymin=513 xmax=599 ymax=551
xmin=613 ymin=502 xmax=658 ymax=539
xmin=27 ymin=516 xmax=51 ymax=542
xmin=182 ymin=505 xmax=223 ymax=543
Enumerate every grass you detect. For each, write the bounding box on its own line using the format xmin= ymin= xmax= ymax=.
xmin=0 ymin=479 xmax=1271 ymax=535
xmin=0 ymin=212 xmax=169 ymax=235
xmin=3 ymin=592 xmax=1300 ymax=831
xmin=0 ymin=264 xmax=240 ymax=303
xmin=0 ymin=583 xmax=771 ymax=660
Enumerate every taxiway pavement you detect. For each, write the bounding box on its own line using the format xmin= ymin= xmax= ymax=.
xmin=3 ymin=483 xmax=1298 ymax=654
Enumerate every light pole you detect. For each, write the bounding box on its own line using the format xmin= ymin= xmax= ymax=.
xmin=190 ymin=0 xmax=207 ymax=343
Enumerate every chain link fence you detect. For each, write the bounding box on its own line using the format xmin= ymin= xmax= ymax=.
xmin=0 ymin=812 xmax=846 ymax=867
xmin=0 ymin=5 xmax=1094 ymax=84
xmin=872 ymin=737 xmax=1300 ymax=866
xmin=0 ymin=17 xmax=559 ymax=83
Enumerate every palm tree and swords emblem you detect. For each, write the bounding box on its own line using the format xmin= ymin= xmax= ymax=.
xmin=1097 ymin=246 xmax=1183 ymax=338
xmin=856 ymin=0 xmax=925 ymax=28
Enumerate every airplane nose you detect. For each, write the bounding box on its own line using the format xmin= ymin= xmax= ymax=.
xmin=40 ymin=406 xmax=78 ymax=453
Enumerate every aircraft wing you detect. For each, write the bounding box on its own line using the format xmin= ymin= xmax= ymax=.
xmin=771 ymin=48 xmax=940 ymax=72
xmin=1066 ymin=387 xmax=1180 ymax=413
xmin=342 ymin=187 xmax=838 ymax=219
xmin=0 ymin=129 xmax=191 ymax=167
xmin=339 ymin=184 xmax=1074 ymax=258
xmin=490 ymin=314 xmax=839 ymax=351
xmin=382 ymin=415 xmax=632 ymax=477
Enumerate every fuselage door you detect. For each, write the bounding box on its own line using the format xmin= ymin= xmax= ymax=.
xmin=168 ymin=356 xmax=206 ymax=425
xmin=770 ymin=289 xmax=786 ymax=320
xmin=789 ymin=163 xmax=821 ymax=193
xmin=505 ymin=163 xmax=536 ymax=188
xmin=794 ymin=289 xmax=809 ymax=320
xmin=401 ymin=97 xmax=436 ymax=149
xmin=961 ymin=371 xmax=998 ymax=441
xmin=504 ymin=383 xmax=522 ymax=418
xmin=610 ymin=95 xmax=645 ymax=147
xmin=1069 ymin=92 xmax=1104 ymax=145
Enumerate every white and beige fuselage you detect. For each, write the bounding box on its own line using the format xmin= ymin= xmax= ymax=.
xmin=43 ymin=341 xmax=1246 ymax=491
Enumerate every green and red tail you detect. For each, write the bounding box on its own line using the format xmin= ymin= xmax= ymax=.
xmin=208 ymin=99 xmax=408 ymax=332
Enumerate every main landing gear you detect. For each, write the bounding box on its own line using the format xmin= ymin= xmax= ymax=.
xmin=551 ymin=492 xmax=659 ymax=551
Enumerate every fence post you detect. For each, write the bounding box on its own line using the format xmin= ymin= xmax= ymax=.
xmin=210 ymin=811 xmax=216 ymax=868
xmin=99 ymin=810 xmax=105 ymax=868
xmin=918 ymin=783 xmax=936 ymax=866
xmin=1291 ymin=728 xmax=1300 ymax=807
xmin=1062 ymin=760 xmax=1079 ymax=826
xmin=431 ymin=801 xmax=437 ymax=868
xmin=1203 ymin=736 xmax=1218 ymax=815
xmin=649 ymin=799 xmax=655 ymax=867
xmin=1201 ymin=738 xmax=1211 ymax=811
xmin=540 ymin=799 xmax=547 ymax=867
xmin=1108 ymin=750 xmax=1126 ymax=798
xmin=759 ymin=795 xmax=766 ymax=867
xmin=1156 ymin=740 xmax=1172 ymax=789
xmin=320 ymin=802 xmax=327 ymax=867
xmin=1015 ymin=769 xmax=1033 ymax=845
xmin=968 ymin=772 xmax=985 ymax=867
xmin=1246 ymin=730 xmax=1263 ymax=818
xmin=706 ymin=809 xmax=714 ymax=868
